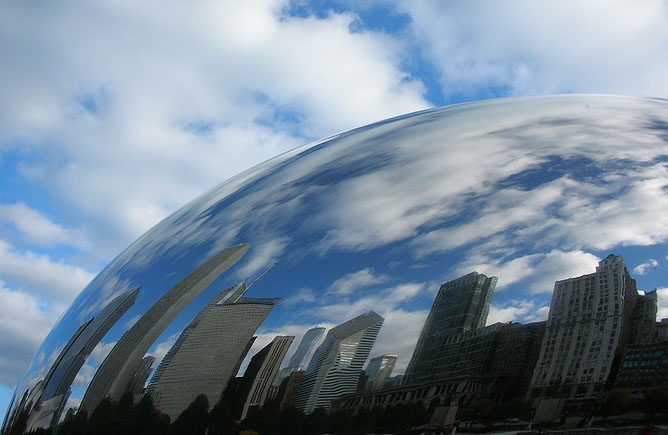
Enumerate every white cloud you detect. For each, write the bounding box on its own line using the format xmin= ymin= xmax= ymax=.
xmin=461 ymin=249 xmax=601 ymax=294
xmin=487 ymin=299 xmax=549 ymax=325
xmin=312 ymin=282 xmax=424 ymax=322
xmin=328 ymin=267 xmax=389 ymax=295
xmin=634 ymin=258 xmax=659 ymax=275
xmin=0 ymin=202 xmax=86 ymax=248
xmin=657 ymin=288 xmax=668 ymax=320
xmin=283 ymin=288 xmax=316 ymax=306
xmin=400 ymin=0 xmax=668 ymax=99
xmin=0 ymin=282 xmax=63 ymax=386
xmin=0 ymin=239 xmax=95 ymax=304
xmin=235 ymin=237 xmax=289 ymax=279
xmin=0 ymin=1 xmax=428 ymax=259
xmin=370 ymin=309 xmax=428 ymax=374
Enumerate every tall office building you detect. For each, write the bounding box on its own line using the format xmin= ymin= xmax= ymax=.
xmin=529 ymin=254 xmax=638 ymax=400
xmin=629 ymin=290 xmax=657 ymax=344
xmin=26 ymin=287 xmax=140 ymax=429
xmin=145 ymin=281 xmax=279 ymax=419
xmin=488 ymin=321 xmax=546 ymax=399
xmin=294 ymin=311 xmax=384 ymax=414
xmin=128 ymin=356 xmax=155 ymax=396
xmin=276 ymin=326 xmax=326 ymax=384
xmin=365 ymin=355 xmax=397 ymax=392
xmin=80 ymin=244 xmax=250 ymax=415
xmin=404 ymin=272 xmax=497 ymax=383
xmin=233 ymin=335 xmax=294 ymax=420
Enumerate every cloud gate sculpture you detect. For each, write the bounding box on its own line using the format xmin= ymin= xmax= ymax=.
xmin=4 ymin=95 xmax=668 ymax=433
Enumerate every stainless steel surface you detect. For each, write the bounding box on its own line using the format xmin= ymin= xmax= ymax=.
xmin=4 ymin=94 xmax=668 ymax=430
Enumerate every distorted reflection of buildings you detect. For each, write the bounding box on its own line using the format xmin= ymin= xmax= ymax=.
xmin=615 ymin=340 xmax=668 ymax=388
xmin=364 ymin=354 xmax=397 ymax=392
xmin=529 ymin=255 xmax=640 ymax=401
xmin=24 ymin=287 xmax=140 ymax=431
xmin=333 ymin=319 xmax=545 ymax=413
xmin=35 ymin=252 xmax=667 ymax=426
xmin=145 ymin=281 xmax=279 ymax=419
xmin=403 ymin=272 xmax=497 ymax=384
xmin=79 ymin=244 xmax=250 ymax=415
xmin=275 ymin=326 xmax=325 ymax=386
xmin=333 ymin=270 xmax=544 ymax=413
xmin=294 ymin=311 xmax=384 ymax=414
xmin=335 ymin=255 xmax=667 ymax=416
xmin=228 ymin=335 xmax=294 ymax=420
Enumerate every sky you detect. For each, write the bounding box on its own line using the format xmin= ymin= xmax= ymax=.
xmin=2 ymin=0 xmax=668 ymax=416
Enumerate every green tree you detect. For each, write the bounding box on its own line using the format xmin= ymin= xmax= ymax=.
xmin=279 ymin=406 xmax=304 ymax=435
xmin=208 ymin=399 xmax=237 ymax=435
xmin=328 ymin=408 xmax=353 ymax=435
xmin=303 ymin=407 xmax=328 ymax=435
xmin=170 ymin=394 xmax=209 ymax=435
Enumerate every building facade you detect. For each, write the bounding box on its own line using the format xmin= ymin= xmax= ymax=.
xmin=629 ymin=290 xmax=658 ymax=344
xmin=145 ymin=280 xmax=278 ymax=419
xmin=404 ymin=272 xmax=497 ymax=384
xmin=529 ymin=254 xmax=638 ymax=401
xmin=488 ymin=321 xmax=546 ymax=399
xmin=80 ymin=244 xmax=249 ymax=415
xmin=27 ymin=287 xmax=139 ymax=429
xmin=233 ymin=335 xmax=294 ymax=420
xmin=294 ymin=311 xmax=384 ymax=414
xmin=276 ymin=327 xmax=325 ymax=385
xmin=615 ymin=340 xmax=668 ymax=389
xmin=365 ymin=355 xmax=398 ymax=392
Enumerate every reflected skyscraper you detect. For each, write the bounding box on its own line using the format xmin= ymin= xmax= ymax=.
xmin=529 ymin=255 xmax=638 ymax=400
xmin=6 ymin=95 xmax=668 ymax=433
xmin=365 ymin=354 xmax=397 ymax=392
xmin=25 ymin=287 xmax=140 ymax=430
xmin=276 ymin=326 xmax=326 ymax=384
xmin=404 ymin=272 xmax=497 ymax=383
xmin=145 ymin=281 xmax=279 ymax=419
xmin=294 ymin=311 xmax=384 ymax=414
xmin=233 ymin=335 xmax=294 ymax=420
xmin=80 ymin=244 xmax=249 ymax=415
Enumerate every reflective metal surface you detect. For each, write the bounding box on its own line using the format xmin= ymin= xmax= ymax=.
xmin=4 ymin=95 xmax=668 ymax=431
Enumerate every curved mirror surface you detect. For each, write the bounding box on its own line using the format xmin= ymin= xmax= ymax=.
xmin=4 ymin=94 xmax=668 ymax=433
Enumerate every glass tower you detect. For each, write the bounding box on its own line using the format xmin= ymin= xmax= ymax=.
xmin=403 ymin=272 xmax=497 ymax=383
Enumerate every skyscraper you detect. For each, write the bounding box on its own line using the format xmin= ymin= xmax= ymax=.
xmin=529 ymin=254 xmax=638 ymax=400
xmin=80 ymin=244 xmax=250 ymax=415
xmin=404 ymin=272 xmax=497 ymax=383
xmin=145 ymin=281 xmax=279 ymax=419
xmin=26 ymin=287 xmax=140 ymax=429
xmin=629 ymin=290 xmax=657 ymax=344
xmin=276 ymin=326 xmax=325 ymax=385
xmin=233 ymin=335 xmax=294 ymax=420
xmin=365 ymin=354 xmax=397 ymax=392
xmin=294 ymin=311 xmax=384 ymax=414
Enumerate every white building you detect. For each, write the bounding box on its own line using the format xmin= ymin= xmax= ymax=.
xmin=294 ymin=311 xmax=384 ymax=414
xmin=276 ymin=326 xmax=326 ymax=385
xmin=529 ymin=254 xmax=638 ymax=400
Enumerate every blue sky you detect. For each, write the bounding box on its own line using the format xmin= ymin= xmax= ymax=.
xmin=2 ymin=0 xmax=668 ymax=416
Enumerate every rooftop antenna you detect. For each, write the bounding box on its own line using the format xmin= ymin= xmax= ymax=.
xmin=247 ymin=262 xmax=277 ymax=291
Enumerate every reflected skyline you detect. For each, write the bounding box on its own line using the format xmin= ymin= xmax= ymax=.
xmin=3 ymin=95 xmax=668 ymax=432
